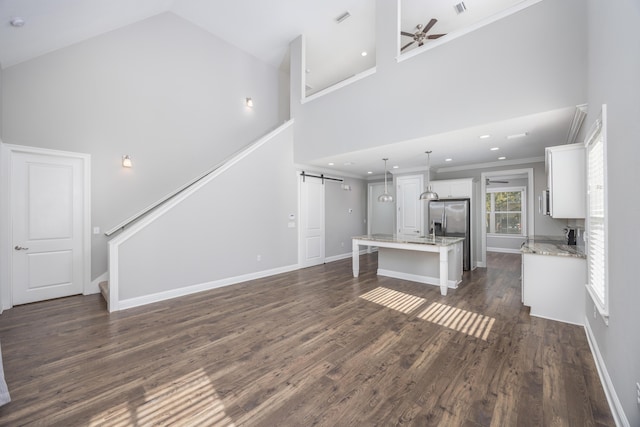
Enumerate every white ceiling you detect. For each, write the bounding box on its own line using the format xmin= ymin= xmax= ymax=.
xmin=0 ymin=0 xmax=580 ymax=178
xmin=306 ymin=106 xmax=580 ymax=177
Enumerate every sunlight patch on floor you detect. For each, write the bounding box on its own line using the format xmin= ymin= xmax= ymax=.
xmin=417 ymin=302 xmax=495 ymax=341
xmin=360 ymin=287 xmax=426 ymax=314
xmin=89 ymin=368 xmax=235 ymax=426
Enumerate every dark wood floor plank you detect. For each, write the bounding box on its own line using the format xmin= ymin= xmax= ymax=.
xmin=0 ymin=253 xmax=615 ymax=426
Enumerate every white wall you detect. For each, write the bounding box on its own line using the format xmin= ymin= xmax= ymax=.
xmin=325 ymin=177 xmax=367 ymax=259
xmin=1 ymin=12 xmax=283 ymax=280
xmin=584 ymin=1 xmax=640 ymax=425
xmin=291 ymin=0 xmax=587 ymax=163
xmin=115 ymin=125 xmax=297 ymax=303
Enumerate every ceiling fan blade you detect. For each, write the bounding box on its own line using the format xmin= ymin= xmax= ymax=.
xmin=422 ymin=18 xmax=437 ymax=34
xmin=401 ymin=41 xmax=415 ymax=51
xmin=427 ymin=33 xmax=446 ymax=39
xmin=401 ymin=31 xmax=415 ymax=37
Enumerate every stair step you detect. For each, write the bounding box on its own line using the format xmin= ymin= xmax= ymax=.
xmin=98 ymin=281 xmax=109 ymax=303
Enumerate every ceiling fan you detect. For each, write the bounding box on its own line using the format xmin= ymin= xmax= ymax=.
xmin=486 ymin=178 xmax=509 ymax=185
xmin=401 ymin=18 xmax=446 ymax=52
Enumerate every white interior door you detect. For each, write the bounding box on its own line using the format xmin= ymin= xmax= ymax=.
xmin=299 ymin=175 xmax=325 ymax=267
xmin=396 ymin=175 xmax=423 ymax=236
xmin=11 ymin=151 xmax=86 ymax=305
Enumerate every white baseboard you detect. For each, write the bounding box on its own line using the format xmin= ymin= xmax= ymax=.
xmin=476 ymin=261 xmax=486 ymax=268
xmin=528 ymin=311 xmax=583 ymax=327
xmin=85 ymin=271 xmax=108 ymax=295
xmin=325 ymin=249 xmax=367 ymax=264
xmin=118 ymin=264 xmax=300 ymax=311
xmin=487 ymin=247 xmax=522 ymax=254
xmin=584 ymin=317 xmax=630 ymax=427
xmin=377 ymin=268 xmax=460 ymax=289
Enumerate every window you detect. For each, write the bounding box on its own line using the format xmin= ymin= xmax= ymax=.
xmin=586 ymin=105 xmax=608 ymax=321
xmin=486 ymin=188 xmax=526 ymax=235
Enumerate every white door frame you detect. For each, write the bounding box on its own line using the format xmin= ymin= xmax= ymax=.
xmin=479 ymin=168 xmax=534 ymax=268
xmin=0 ymin=142 xmax=91 ymax=311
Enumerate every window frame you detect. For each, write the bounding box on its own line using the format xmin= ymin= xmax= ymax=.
xmin=585 ymin=105 xmax=609 ymax=323
xmin=485 ymin=186 xmax=527 ymax=237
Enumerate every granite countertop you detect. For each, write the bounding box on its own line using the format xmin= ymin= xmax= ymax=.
xmin=353 ymin=234 xmax=465 ymax=247
xmin=520 ymin=236 xmax=586 ymax=259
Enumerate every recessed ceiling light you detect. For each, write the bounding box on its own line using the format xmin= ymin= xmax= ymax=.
xmin=305 ymin=68 xmax=311 ymax=74
xmin=361 ymin=51 xmax=368 ymax=57
xmin=445 ymin=158 xmax=452 ymax=162
xmin=10 ymin=17 xmax=25 ymax=27
xmin=392 ymin=165 xmax=399 ymax=169
xmin=490 ymin=147 xmax=499 ymax=151
xmin=479 ymin=134 xmax=491 ymax=139
xmin=328 ymin=162 xmax=335 ymax=166
xmin=367 ymin=171 xmax=373 ymax=174
xmin=506 ymin=132 xmax=529 ymax=140
xmin=498 ymin=156 xmax=507 ymax=160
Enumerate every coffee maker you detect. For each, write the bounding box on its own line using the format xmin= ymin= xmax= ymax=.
xmin=565 ymin=228 xmax=576 ymax=245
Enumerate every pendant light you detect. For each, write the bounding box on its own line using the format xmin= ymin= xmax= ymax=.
xmin=419 ymin=151 xmax=439 ymax=201
xmin=378 ymin=158 xmax=394 ymax=202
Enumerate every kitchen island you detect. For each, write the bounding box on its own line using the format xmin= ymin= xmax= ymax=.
xmin=352 ymin=234 xmax=464 ymax=296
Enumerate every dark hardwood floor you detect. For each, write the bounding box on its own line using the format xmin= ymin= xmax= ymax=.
xmin=0 ymin=253 xmax=614 ymax=426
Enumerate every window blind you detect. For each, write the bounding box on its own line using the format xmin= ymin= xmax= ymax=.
xmin=586 ymin=115 xmax=607 ymax=316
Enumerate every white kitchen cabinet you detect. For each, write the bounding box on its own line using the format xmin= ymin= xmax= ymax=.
xmin=429 ymin=178 xmax=473 ymax=198
xmin=522 ymin=253 xmax=586 ymax=325
xmin=545 ymin=143 xmax=586 ymax=218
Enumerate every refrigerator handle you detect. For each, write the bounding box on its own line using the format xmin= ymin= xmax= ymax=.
xmin=442 ymin=212 xmax=446 ymax=230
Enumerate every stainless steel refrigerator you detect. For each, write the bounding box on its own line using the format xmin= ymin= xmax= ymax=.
xmin=428 ymin=198 xmax=471 ymax=271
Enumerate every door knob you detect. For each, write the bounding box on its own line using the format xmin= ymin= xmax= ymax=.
xmin=14 ymin=246 xmax=29 ymax=250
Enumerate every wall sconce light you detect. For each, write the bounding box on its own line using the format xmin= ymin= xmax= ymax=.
xmin=122 ymin=155 xmax=132 ymax=168
xmin=341 ymin=184 xmax=352 ymax=191
xmin=246 ymin=97 xmax=254 ymax=108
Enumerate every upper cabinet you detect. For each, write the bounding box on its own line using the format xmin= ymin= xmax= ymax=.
xmin=430 ymin=178 xmax=474 ymax=199
xmin=545 ymin=143 xmax=586 ymax=218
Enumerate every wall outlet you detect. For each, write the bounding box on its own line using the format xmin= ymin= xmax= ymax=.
xmin=93 ymin=226 xmax=101 ymax=235
xmin=593 ymin=304 xmax=597 ymax=319
xmin=256 ymin=255 xmax=261 ymax=262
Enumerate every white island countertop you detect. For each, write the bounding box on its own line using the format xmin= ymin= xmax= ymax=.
xmin=352 ymin=234 xmax=465 ymax=296
xmin=353 ymin=234 xmax=464 ymax=247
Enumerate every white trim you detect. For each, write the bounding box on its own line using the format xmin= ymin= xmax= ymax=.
xmin=476 ymin=261 xmax=486 ymax=268
xmin=436 ymin=156 xmax=544 ymax=174
xmin=0 ymin=143 xmax=91 ymax=310
xmin=302 ymin=67 xmax=377 ymax=104
xmin=87 ymin=271 xmax=109 ymax=296
xmin=486 ymin=247 xmax=521 ymax=254
xmin=118 ymin=264 xmax=300 ymax=311
xmin=584 ymin=318 xmax=630 ymax=427
xmin=377 ymin=269 xmax=460 ymax=288
xmin=397 ymin=0 xmax=543 ymax=64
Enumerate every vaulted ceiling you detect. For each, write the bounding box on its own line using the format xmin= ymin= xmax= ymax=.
xmin=0 ymin=0 xmax=584 ymax=176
